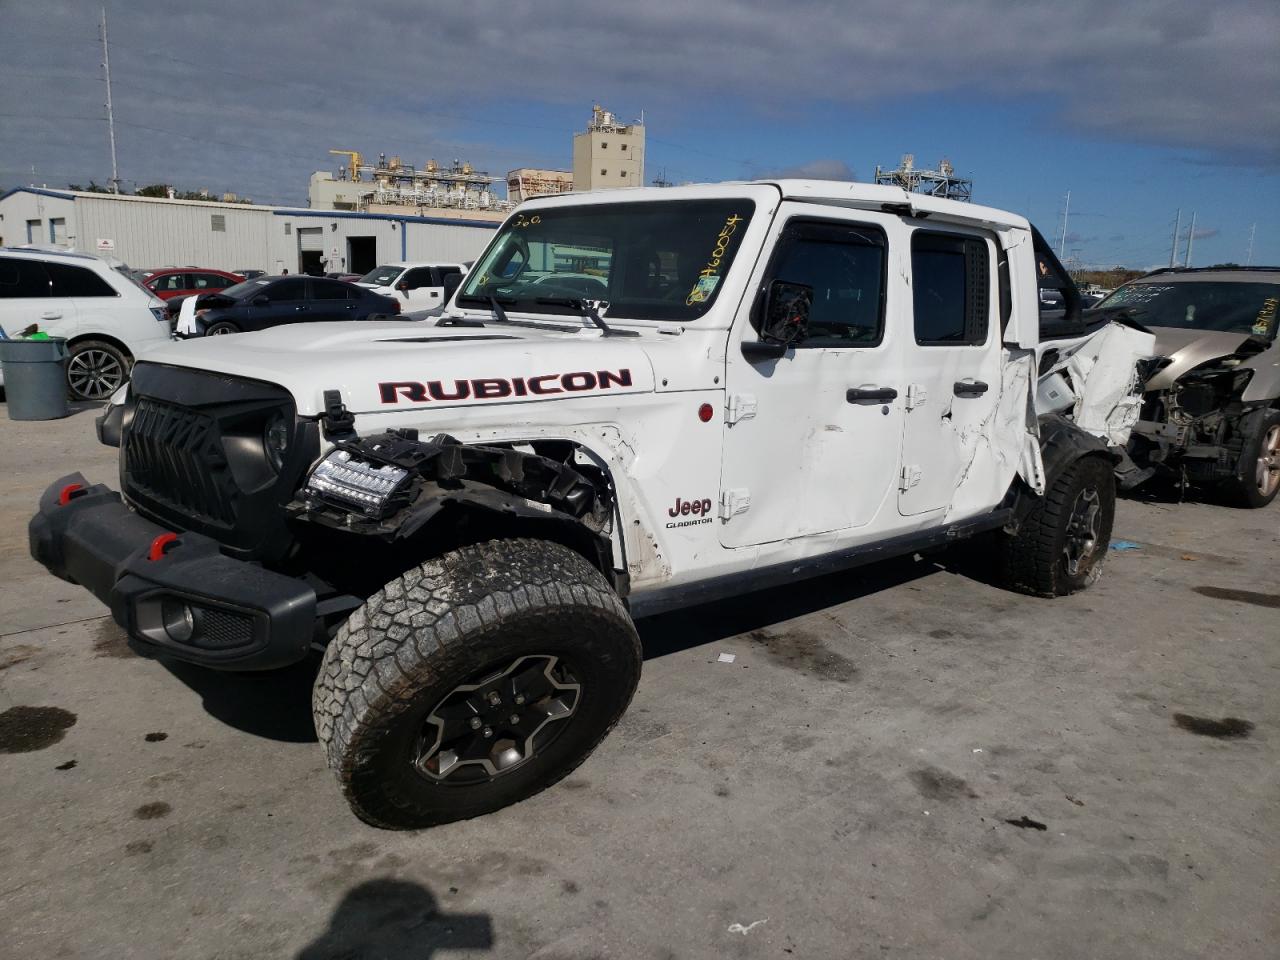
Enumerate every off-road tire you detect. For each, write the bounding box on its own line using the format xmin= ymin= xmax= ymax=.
xmin=1221 ymin=409 xmax=1280 ymax=509
xmin=313 ymin=539 xmax=642 ymax=829
xmin=998 ymin=456 xmax=1116 ymax=597
xmin=204 ymin=321 xmax=241 ymax=336
xmin=66 ymin=339 xmax=130 ymax=401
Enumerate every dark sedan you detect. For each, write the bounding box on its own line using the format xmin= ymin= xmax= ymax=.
xmin=176 ymin=276 xmax=400 ymax=337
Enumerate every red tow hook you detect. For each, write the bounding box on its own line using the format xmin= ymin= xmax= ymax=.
xmin=57 ymin=483 xmax=84 ymax=506
xmin=147 ymin=532 xmax=180 ymax=561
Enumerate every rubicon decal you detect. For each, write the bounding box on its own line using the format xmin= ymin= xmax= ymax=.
xmin=666 ymin=496 xmax=714 ymax=529
xmin=379 ymin=368 xmax=633 ymax=404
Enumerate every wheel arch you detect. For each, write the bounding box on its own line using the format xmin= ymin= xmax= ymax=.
xmin=67 ymin=332 xmax=134 ymax=360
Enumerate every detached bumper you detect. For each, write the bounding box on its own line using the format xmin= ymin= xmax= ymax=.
xmin=29 ymin=474 xmax=316 ymax=670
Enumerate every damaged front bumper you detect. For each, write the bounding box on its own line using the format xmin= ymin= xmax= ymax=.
xmin=29 ymin=474 xmax=316 ymax=670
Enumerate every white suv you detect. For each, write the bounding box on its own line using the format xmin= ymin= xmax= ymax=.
xmin=354 ymin=262 xmax=466 ymax=316
xmin=0 ymin=249 xmax=171 ymax=400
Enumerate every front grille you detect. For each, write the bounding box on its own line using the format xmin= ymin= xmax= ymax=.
xmin=125 ymin=398 xmax=237 ymax=528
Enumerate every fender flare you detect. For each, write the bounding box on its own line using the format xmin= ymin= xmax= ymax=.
xmin=1003 ymin=414 xmax=1120 ymax=530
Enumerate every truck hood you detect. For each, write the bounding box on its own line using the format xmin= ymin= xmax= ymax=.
xmin=1143 ymin=327 xmax=1271 ymax=391
xmin=138 ymin=320 xmax=657 ymax=416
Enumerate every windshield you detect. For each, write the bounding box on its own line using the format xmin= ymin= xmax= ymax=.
xmin=360 ymin=265 xmax=404 ymax=286
xmin=1098 ymin=280 xmax=1280 ymax=338
xmin=458 ymin=199 xmax=756 ymax=321
xmin=220 ymin=278 xmax=273 ymax=300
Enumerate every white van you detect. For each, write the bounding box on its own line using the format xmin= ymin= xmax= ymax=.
xmin=354 ymin=262 xmax=466 ymax=316
xmin=0 ymin=248 xmax=171 ymax=400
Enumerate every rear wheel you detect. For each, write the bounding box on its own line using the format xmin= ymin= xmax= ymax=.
xmin=66 ymin=339 xmax=130 ymax=401
xmin=999 ymin=456 xmax=1116 ymax=597
xmin=205 ymin=321 xmax=241 ymax=336
xmin=1222 ymin=409 xmax=1280 ymax=508
xmin=313 ymin=539 xmax=642 ymax=829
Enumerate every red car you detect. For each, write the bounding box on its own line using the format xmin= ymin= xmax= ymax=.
xmin=143 ymin=267 xmax=244 ymax=301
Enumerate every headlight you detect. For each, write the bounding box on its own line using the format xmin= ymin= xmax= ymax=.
xmin=263 ymin=412 xmax=290 ymax=473
xmin=305 ymin=449 xmax=409 ymax=517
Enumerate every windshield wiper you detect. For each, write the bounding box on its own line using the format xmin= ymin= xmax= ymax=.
xmin=534 ymin=297 xmax=640 ymax=337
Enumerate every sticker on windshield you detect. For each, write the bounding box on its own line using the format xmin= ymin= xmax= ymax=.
xmin=687 ymin=275 xmax=719 ymax=304
xmin=686 ymin=213 xmax=744 ymax=307
xmin=1254 ymin=297 xmax=1277 ymax=336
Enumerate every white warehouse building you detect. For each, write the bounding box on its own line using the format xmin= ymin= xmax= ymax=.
xmin=0 ymin=187 xmax=499 ymax=276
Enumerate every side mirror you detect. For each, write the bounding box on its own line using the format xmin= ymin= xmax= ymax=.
xmin=395 ymin=280 xmax=410 ymax=292
xmin=762 ymin=280 xmax=812 ymax=346
xmin=251 ymin=295 xmax=269 ymax=306
xmin=442 ymin=272 xmax=464 ymax=301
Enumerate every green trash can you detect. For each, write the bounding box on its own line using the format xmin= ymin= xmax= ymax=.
xmin=0 ymin=337 xmax=71 ymax=421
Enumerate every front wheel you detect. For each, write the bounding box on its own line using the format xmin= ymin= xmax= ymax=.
xmin=313 ymin=539 xmax=642 ymax=829
xmin=1222 ymin=409 xmax=1280 ymax=509
xmin=204 ymin=321 xmax=241 ymax=336
xmin=999 ymin=456 xmax=1116 ymax=597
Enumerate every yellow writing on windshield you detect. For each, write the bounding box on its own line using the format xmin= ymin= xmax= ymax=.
xmin=686 ymin=214 xmax=744 ymax=306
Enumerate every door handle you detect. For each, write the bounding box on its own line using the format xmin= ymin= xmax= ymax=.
xmin=295 ymin=305 xmax=308 ymax=311
xmin=40 ymin=311 xmax=62 ymax=320
xmin=846 ymin=386 xmax=898 ymax=404
xmin=953 ymin=379 xmax=989 ymax=397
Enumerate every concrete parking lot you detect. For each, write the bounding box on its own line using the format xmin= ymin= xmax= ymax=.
xmin=1 ymin=402 xmax=1276 ymax=960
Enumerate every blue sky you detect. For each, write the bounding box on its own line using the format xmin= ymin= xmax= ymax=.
xmin=2 ymin=0 xmax=1278 ymax=269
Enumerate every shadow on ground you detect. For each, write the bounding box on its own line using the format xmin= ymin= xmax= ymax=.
xmin=162 ymin=653 xmax=323 ymax=743
xmin=637 ymin=548 xmax=980 ymax=661
xmin=296 ymin=878 xmax=494 ymax=959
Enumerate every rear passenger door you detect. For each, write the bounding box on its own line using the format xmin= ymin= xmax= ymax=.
xmin=255 ymin=277 xmax=309 ymax=329
xmin=308 ymin=278 xmax=359 ymax=321
xmin=897 ymin=227 xmax=1003 ymax=517
xmin=0 ymin=256 xmax=75 ymax=339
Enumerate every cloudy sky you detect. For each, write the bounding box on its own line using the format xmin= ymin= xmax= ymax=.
xmin=2 ymin=0 xmax=1278 ymax=267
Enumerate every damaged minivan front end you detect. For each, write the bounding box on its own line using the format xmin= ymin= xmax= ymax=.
xmin=1106 ymin=268 xmax=1280 ymax=506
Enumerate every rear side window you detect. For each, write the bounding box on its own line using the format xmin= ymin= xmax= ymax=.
xmin=151 ymin=273 xmax=187 ymax=292
xmin=402 ymin=268 xmax=434 ymax=289
xmin=193 ymin=273 xmax=231 ymax=289
xmin=0 ymin=257 xmax=51 ymax=298
xmin=310 ymin=279 xmax=350 ymax=300
xmin=46 ymin=262 xmax=119 ymax=298
xmin=911 ymin=232 xmax=989 ymax=345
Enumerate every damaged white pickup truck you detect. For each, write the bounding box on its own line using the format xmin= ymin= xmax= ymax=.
xmin=29 ymin=181 xmax=1152 ymax=828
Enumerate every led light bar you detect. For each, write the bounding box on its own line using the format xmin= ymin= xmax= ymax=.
xmin=305 ymin=449 xmax=409 ymax=516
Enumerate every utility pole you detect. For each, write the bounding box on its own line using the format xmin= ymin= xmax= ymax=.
xmin=100 ymin=6 xmax=120 ymax=194
xmin=1184 ymin=211 xmax=1196 ymax=267
xmin=1246 ymin=223 xmax=1256 ymax=266
xmin=1059 ymin=190 xmax=1070 ymax=258
xmin=1169 ymin=209 xmax=1181 ymax=268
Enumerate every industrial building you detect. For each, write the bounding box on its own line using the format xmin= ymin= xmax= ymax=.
xmin=571 ymin=105 xmax=645 ymax=191
xmin=0 ymin=187 xmax=498 ymax=276
xmin=873 ymin=154 xmax=972 ymax=202
xmin=308 ymin=152 xmax=512 ymax=222
xmin=506 ymin=168 xmax=575 ymax=204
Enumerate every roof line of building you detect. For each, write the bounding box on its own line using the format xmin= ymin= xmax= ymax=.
xmin=273 ymin=208 xmax=502 ymax=229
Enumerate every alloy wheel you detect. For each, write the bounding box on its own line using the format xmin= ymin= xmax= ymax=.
xmin=1257 ymin=424 xmax=1280 ymax=498
xmin=1063 ymin=486 xmax=1101 ymax=577
xmin=415 ymin=655 xmax=581 ymax=784
xmin=67 ymin=348 xmax=124 ymax=400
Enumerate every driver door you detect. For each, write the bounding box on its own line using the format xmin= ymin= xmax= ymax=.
xmin=719 ymin=207 xmax=906 ymax=548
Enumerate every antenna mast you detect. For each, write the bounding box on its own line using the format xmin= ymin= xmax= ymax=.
xmin=1059 ymin=190 xmax=1070 ymax=258
xmin=100 ymin=6 xmax=120 ymax=193
xmin=1184 ymin=211 xmax=1197 ymax=267
xmin=1169 ymin=209 xmax=1181 ymax=268
xmin=1246 ymin=223 xmax=1256 ymax=266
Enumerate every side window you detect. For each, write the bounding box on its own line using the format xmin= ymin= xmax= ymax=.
xmin=402 ymin=268 xmax=433 ymax=290
xmin=910 ymin=232 xmax=990 ymax=345
xmin=0 ymin=257 xmax=51 ymax=298
xmin=437 ymin=267 xmax=462 ymax=287
xmin=46 ymin=262 xmax=118 ymax=298
xmin=269 ymin=278 xmax=307 ymax=300
xmin=761 ymin=221 xmax=887 ymax=347
xmin=311 ymin=279 xmax=349 ymax=300
xmin=152 ymin=273 xmax=186 ymax=292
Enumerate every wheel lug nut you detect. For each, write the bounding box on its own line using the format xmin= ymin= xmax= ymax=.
xmin=487 ymin=692 xmax=502 ymax=707
xmin=469 ymin=717 xmax=482 ymax=730
xmin=509 ymin=714 xmax=520 ymax=724
xmin=514 ymin=694 xmax=526 ymax=705
xmin=482 ymin=726 xmax=493 ymax=738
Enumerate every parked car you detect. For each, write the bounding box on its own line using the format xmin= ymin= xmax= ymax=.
xmin=175 ymin=275 xmax=399 ymax=336
xmin=30 ymin=181 xmax=1153 ymax=828
xmin=234 ymin=269 xmax=266 ymax=280
xmin=355 ymin=261 xmax=466 ymax=316
xmin=325 ymin=272 xmax=364 ymax=283
xmin=0 ymin=247 xmax=171 ymax=399
xmin=142 ymin=267 xmax=244 ymax=302
xmin=1105 ymin=266 xmax=1280 ymax=506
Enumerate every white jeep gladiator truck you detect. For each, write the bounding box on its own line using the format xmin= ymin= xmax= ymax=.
xmin=29 ymin=181 xmax=1152 ymax=828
